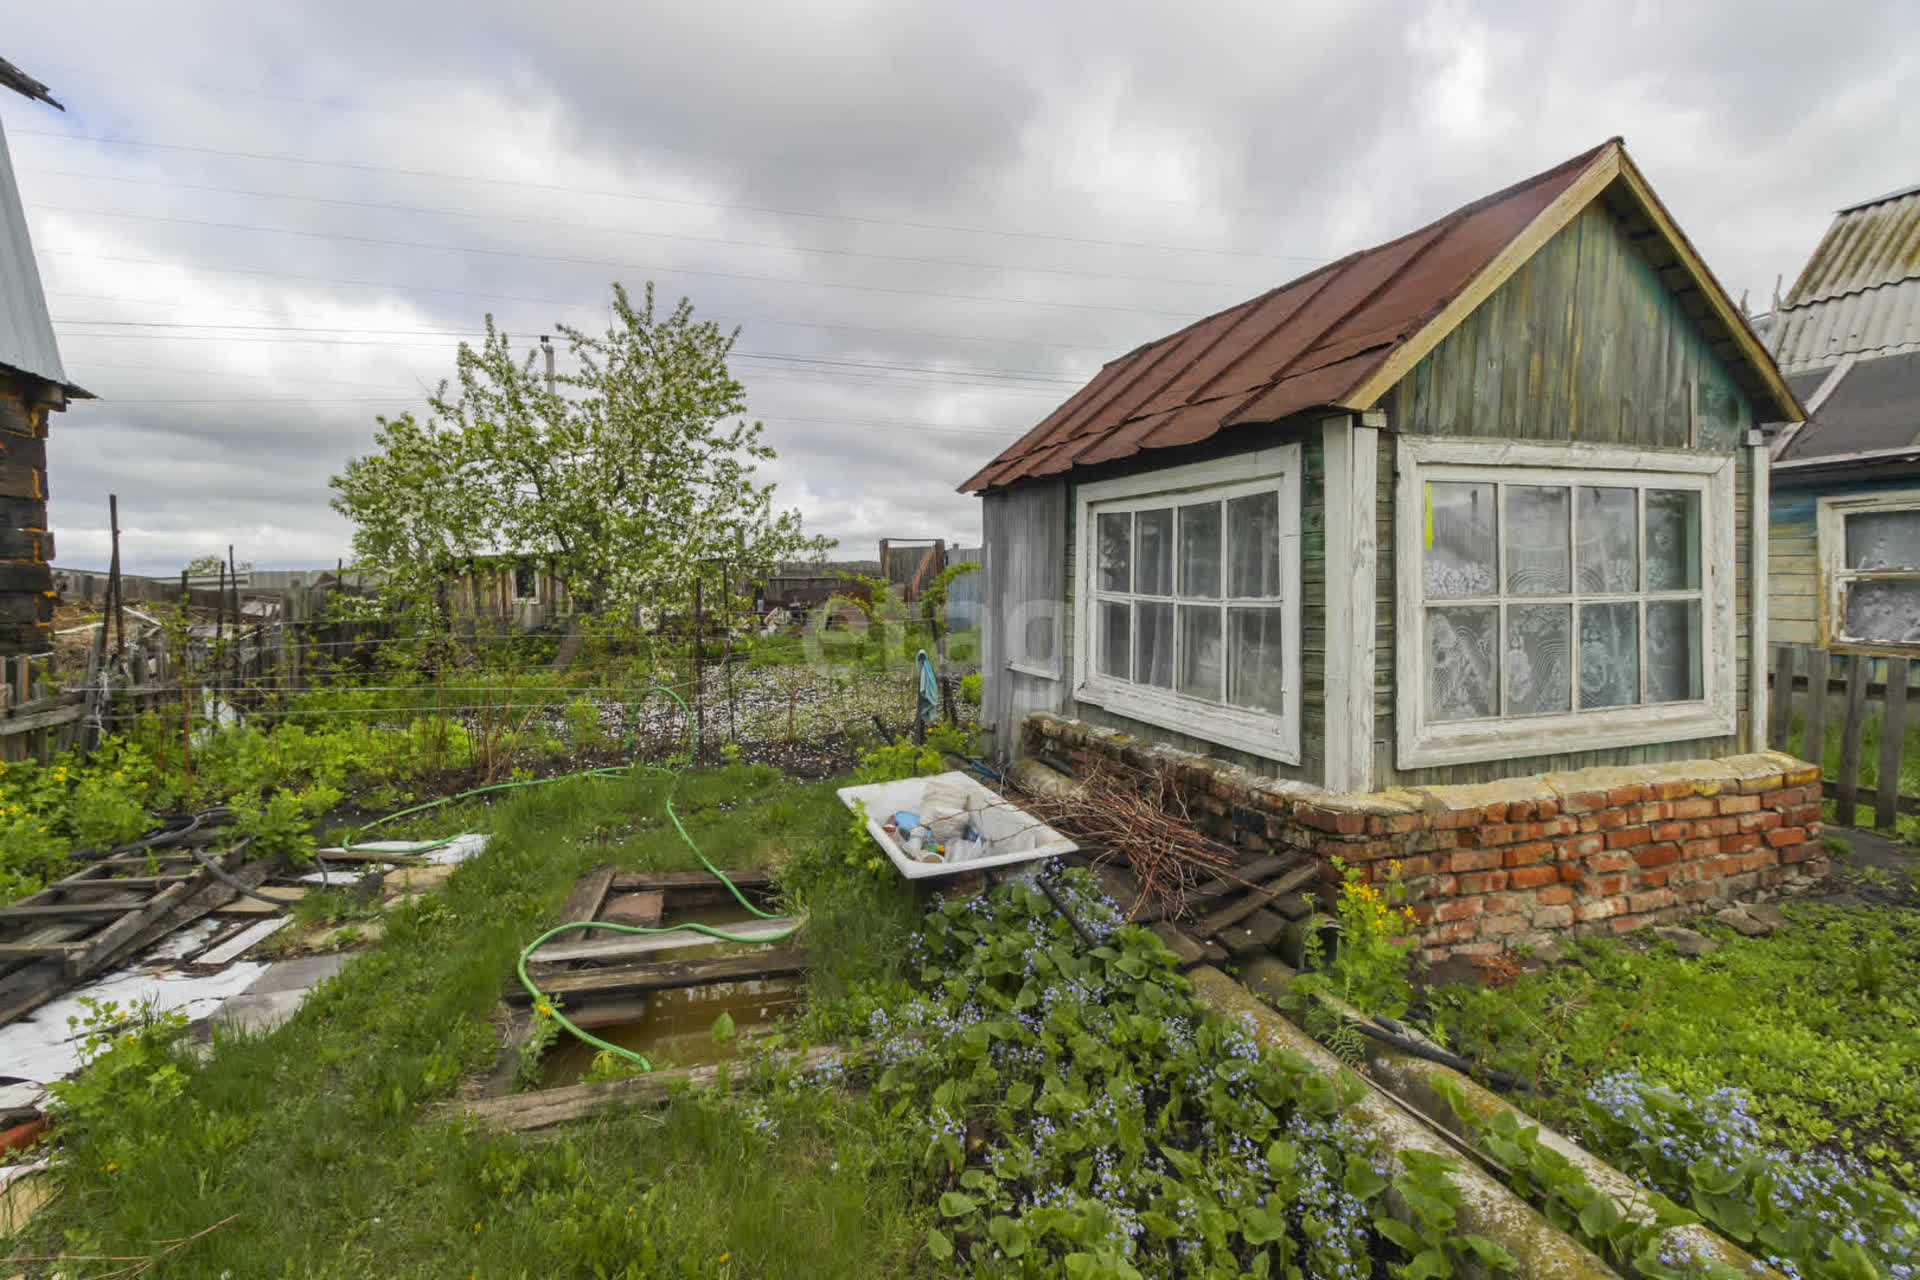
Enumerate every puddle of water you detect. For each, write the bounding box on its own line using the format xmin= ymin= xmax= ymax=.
xmin=537 ymin=974 xmax=804 ymax=1085
xmin=534 ymin=906 xmax=806 ymax=1085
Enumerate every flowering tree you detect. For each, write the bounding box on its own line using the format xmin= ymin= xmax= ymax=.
xmin=329 ymin=282 xmax=830 ymax=623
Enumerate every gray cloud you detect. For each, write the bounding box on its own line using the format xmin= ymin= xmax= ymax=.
xmin=5 ymin=0 xmax=1917 ymax=575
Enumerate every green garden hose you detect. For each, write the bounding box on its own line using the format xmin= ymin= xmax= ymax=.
xmin=344 ymin=685 xmax=799 ymax=1072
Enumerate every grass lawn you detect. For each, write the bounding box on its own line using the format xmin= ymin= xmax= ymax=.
xmin=20 ymin=763 xmax=932 ymax=1278
xmin=1425 ymin=901 xmax=1920 ymax=1192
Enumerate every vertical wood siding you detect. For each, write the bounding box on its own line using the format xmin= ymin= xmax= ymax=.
xmin=1387 ymin=202 xmax=1752 ymax=451
xmin=981 ymin=481 xmax=1067 ymax=756
xmin=0 ymin=373 xmax=53 ymax=655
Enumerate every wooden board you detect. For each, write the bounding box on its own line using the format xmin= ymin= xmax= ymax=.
xmin=1192 ymin=861 xmax=1318 ymax=938
xmin=526 ymin=915 xmax=800 ymax=966
xmin=507 ymin=946 xmax=809 ymax=1005
xmin=608 ymin=869 xmax=774 ymax=893
xmin=440 ymin=1043 xmax=846 ymax=1134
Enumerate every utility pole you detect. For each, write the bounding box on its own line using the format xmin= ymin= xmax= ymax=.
xmin=541 ymin=334 xmax=555 ymax=393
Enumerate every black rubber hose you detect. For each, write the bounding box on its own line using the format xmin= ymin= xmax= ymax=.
xmin=189 ymin=840 xmax=285 ymax=907
xmin=1346 ymin=1015 xmax=1537 ymax=1095
xmin=1036 ymin=867 xmax=1102 ymax=948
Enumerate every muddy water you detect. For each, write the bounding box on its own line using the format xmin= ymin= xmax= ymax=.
xmin=535 ymin=906 xmax=806 ymax=1086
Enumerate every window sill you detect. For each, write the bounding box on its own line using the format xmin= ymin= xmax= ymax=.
xmin=1075 ymin=679 xmax=1300 ymax=765
xmin=1397 ymin=699 xmax=1737 ymax=769
xmin=1007 ymin=661 xmax=1062 ymax=681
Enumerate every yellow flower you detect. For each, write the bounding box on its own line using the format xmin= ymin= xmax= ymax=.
xmin=719 ymin=1254 xmax=730 ymax=1264
xmin=104 ymin=1162 xmax=117 ymax=1173
xmin=473 ymin=1222 xmax=484 ymax=1233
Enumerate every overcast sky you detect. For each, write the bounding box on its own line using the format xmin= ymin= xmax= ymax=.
xmin=6 ymin=0 xmax=1917 ymax=575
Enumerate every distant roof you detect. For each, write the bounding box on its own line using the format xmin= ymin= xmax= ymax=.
xmin=1771 ymin=184 xmax=1920 ymax=373
xmin=1774 ymin=350 xmax=1920 ymax=466
xmin=963 ymin=139 xmax=1798 ymax=493
xmin=0 ymin=64 xmax=82 ymax=395
xmin=0 ymin=58 xmax=61 ymax=110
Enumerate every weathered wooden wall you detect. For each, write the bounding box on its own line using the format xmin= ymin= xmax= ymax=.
xmin=0 ymin=372 xmax=54 ymax=656
xmin=1769 ymin=487 xmax=1819 ymax=648
xmin=981 ymin=480 xmax=1066 ymax=755
xmin=1387 ymin=201 xmax=1751 ymax=451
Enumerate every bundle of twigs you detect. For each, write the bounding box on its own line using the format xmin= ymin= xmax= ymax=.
xmin=1017 ymin=757 xmax=1238 ymax=922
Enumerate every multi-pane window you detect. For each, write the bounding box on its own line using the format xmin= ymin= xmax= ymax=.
xmin=1819 ymin=496 xmax=1920 ymax=648
xmin=1076 ymin=449 xmax=1301 ymax=762
xmin=513 ymin=564 xmax=538 ymax=600
xmin=1420 ymin=476 xmax=1705 ymax=721
xmin=1397 ymin=439 xmax=1735 ymax=768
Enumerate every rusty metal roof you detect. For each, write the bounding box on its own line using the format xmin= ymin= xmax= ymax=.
xmin=963 ymin=139 xmax=1797 ymax=493
xmin=1772 ymin=185 xmax=1920 ymax=374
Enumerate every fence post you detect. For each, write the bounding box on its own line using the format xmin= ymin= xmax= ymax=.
xmin=1836 ymin=654 xmax=1868 ymax=827
xmin=1876 ymin=659 xmax=1910 ymax=830
xmin=1767 ymin=646 xmax=1793 ymax=753
xmin=1802 ymin=648 xmax=1829 ymax=770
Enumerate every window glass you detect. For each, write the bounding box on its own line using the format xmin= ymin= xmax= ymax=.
xmin=1227 ymin=607 xmax=1286 ymax=715
xmin=1178 ymin=504 xmax=1221 ymax=597
xmin=1227 ymin=492 xmax=1281 ymax=597
xmin=1135 ymin=508 xmax=1173 ymax=596
xmin=1098 ymin=600 xmax=1129 ymax=679
xmin=1846 ymin=511 xmax=1920 ymax=571
xmin=1578 ymin=487 xmax=1638 ymax=593
xmin=514 ymin=564 xmax=537 ymax=598
xmin=1134 ymin=602 xmax=1174 ymax=688
xmin=1843 ymin=580 xmax=1920 ymax=646
xmin=1506 ymin=604 xmax=1571 ymax=714
xmin=1504 ymin=486 xmax=1569 ymax=594
xmin=1646 ymin=600 xmax=1702 ymax=702
xmin=1579 ymin=602 xmax=1639 ymax=708
xmin=1177 ymin=605 xmax=1222 ymax=701
xmin=1097 ymin=512 xmax=1131 ymax=592
xmin=1646 ymin=490 xmax=1701 ymax=590
xmin=1425 ymin=482 xmax=1496 ymax=597
xmin=1426 ymin=605 xmax=1496 ymax=721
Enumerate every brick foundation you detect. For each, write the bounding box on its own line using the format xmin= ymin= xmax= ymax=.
xmin=1023 ymin=714 xmax=1827 ymax=962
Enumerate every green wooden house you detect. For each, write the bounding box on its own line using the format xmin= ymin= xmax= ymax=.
xmin=965 ymin=139 xmax=1804 ymax=794
xmin=1764 ymin=182 xmax=1920 ymax=659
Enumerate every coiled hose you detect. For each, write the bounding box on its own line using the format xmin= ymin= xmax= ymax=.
xmin=337 ymin=685 xmax=797 ymax=1073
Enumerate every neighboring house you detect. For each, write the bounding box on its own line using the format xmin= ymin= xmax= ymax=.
xmin=444 ymin=555 xmax=568 ymax=632
xmin=1765 ymin=183 xmax=1920 ymax=656
xmin=965 ymin=138 xmax=1802 ymax=796
xmin=0 ymin=59 xmax=88 ymax=655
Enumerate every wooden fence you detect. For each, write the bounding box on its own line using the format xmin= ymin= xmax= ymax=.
xmin=1766 ymin=644 xmax=1920 ymax=829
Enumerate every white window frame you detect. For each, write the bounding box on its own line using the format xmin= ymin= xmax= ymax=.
xmin=1818 ymin=491 xmax=1920 ymax=652
xmin=1073 ymin=447 xmax=1302 ymax=763
xmin=1395 ymin=437 xmax=1737 ymax=768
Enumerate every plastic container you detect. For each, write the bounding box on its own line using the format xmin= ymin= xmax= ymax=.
xmin=836 ymin=771 xmax=1078 ymax=880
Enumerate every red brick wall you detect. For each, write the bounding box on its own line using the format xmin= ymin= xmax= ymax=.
xmin=1024 ymin=714 xmax=1826 ymax=962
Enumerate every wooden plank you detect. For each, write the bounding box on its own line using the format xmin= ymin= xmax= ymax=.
xmin=553 ymin=864 xmax=615 ymax=946
xmin=1802 ymin=648 xmax=1829 ymax=765
xmin=526 ymin=915 xmax=800 ymax=966
xmin=1768 ymin=646 xmax=1794 ymax=752
xmin=0 ymin=901 xmax=153 ymax=921
xmin=607 ymin=868 xmax=773 ymax=893
xmin=507 ymin=946 xmax=809 ymax=1004
xmin=1192 ymin=863 xmax=1320 ymax=938
xmin=1188 ymin=854 xmax=1297 ymax=902
xmin=440 ymin=1043 xmax=846 ymax=1133
xmin=1836 ymin=654 xmax=1869 ymax=827
xmin=1876 ymin=660 xmax=1910 ymax=830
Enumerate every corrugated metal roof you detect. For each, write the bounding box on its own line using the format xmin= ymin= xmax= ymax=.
xmin=0 ymin=110 xmax=75 ymax=392
xmin=961 ymin=143 xmax=1610 ymax=493
xmin=1776 ymin=349 xmax=1920 ymax=463
xmin=1771 ymin=276 xmax=1920 ymax=373
xmin=1772 ymin=184 xmax=1920 ymax=374
xmin=962 ymin=139 xmax=1797 ymax=493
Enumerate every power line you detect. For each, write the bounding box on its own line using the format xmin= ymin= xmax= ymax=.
xmin=16 ymin=127 xmax=1319 ymax=263
xmin=41 ymin=268 xmax=1134 ymax=354
xmin=50 ymin=319 xmax=1087 ymax=386
xmin=22 ymin=165 xmax=1268 ymax=289
xmin=29 ymin=201 xmax=1210 ymax=319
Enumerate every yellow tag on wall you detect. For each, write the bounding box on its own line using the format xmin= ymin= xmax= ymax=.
xmin=1424 ymin=483 xmax=1434 ymax=549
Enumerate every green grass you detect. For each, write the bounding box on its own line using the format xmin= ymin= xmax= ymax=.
xmin=21 ymin=763 xmax=928 ymax=1278
xmin=1780 ymin=699 xmax=1920 ymax=804
xmin=1426 ymin=903 xmax=1920 ymax=1189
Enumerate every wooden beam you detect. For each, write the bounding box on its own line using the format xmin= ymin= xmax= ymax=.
xmin=608 ymin=868 xmax=774 ymax=893
xmin=439 ymin=1044 xmax=848 ymax=1134
xmin=1193 ymin=863 xmax=1321 ymax=938
xmin=507 ymin=946 xmax=809 ymax=1004
xmin=1749 ymin=432 xmax=1771 ymax=752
